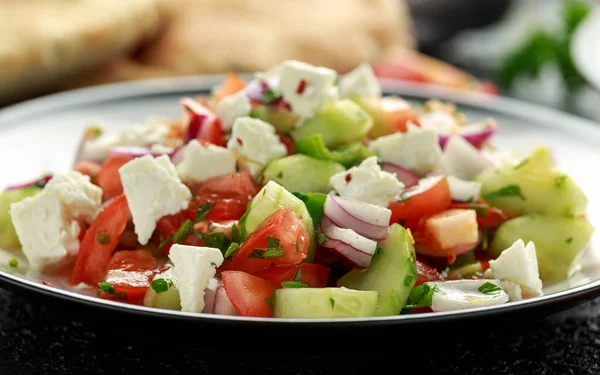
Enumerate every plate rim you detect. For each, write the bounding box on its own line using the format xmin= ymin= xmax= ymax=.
xmin=1 ymin=74 xmax=600 ymax=325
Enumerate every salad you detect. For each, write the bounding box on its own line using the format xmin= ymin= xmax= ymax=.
xmin=0 ymin=60 xmax=594 ymax=319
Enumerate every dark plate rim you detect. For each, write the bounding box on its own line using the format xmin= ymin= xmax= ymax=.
xmin=1 ymin=75 xmax=600 ymax=326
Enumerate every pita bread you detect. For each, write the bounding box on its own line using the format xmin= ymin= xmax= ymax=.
xmin=0 ymin=0 xmax=168 ymax=105
xmin=67 ymin=0 xmax=415 ymax=88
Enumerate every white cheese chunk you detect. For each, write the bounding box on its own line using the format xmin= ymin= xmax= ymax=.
xmin=9 ymin=193 xmax=80 ymax=271
xmin=216 ymin=90 xmax=252 ymax=132
xmin=500 ymin=280 xmax=523 ymax=302
xmin=338 ymin=63 xmax=381 ymax=98
xmin=119 ymin=155 xmax=191 ymax=245
xmin=276 ymin=60 xmax=338 ymax=118
xmin=418 ymin=111 xmax=460 ymax=134
xmin=176 ymin=140 xmax=237 ymax=184
xmin=226 ymin=117 xmax=287 ymax=179
xmin=150 ymin=144 xmax=175 ymax=154
xmin=488 ymin=239 xmax=543 ymax=298
xmin=434 ymin=135 xmax=493 ymax=180
xmin=43 ymin=171 xmax=102 ymax=223
xmin=368 ymin=125 xmax=442 ymax=176
xmin=168 ymin=244 xmax=224 ymax=313
xmin=429 ymin=279 xmax=509 ymax=312
xmin=329 ymin=156 xmax=403 ymax=207
xmin=447 ymin=175 xmax=482 ymax=202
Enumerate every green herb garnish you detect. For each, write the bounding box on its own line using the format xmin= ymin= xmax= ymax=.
xmin=295 ymin=242 xmax=301 ymax=253
xmin=276 ymin=171 xmax=283 ymax=179
xmin=224 ymin=242 xmax=240 ymax=258
xmin=404 ymin=283 xmax=437 ymax=309
xmin=260 ymin=88 xmax=282 ymax=105
xmin=317 ymin=233 xmax=326 ymax=245
xmin=158 ymin=232 xmax=173 ymax=249
xmin=8 ymin=258 xmax=18 ymax=268
xmin=173 ymin=219 xmax=194 ymax=243
xmin=281 ymin=281 xmax=307 ymax=288
xmin=98 ymin=281 xmax=115 ymax=295
xmin=403 ymin=274 xmax=414 ymax=287
xmin=150 ymin=279 xmax=170 ymax=294
xmin=198 ymin=232 xmax=231 ymax=253
xmin=329 ymin=298 xmax=335 ymax=309
xmin=565 ymin=237 xmax=574 ymax=244
xmin=231 ymin=224 xmax=243 ymax=244
xmin=482 ymin=184 xmax=526 ymax=201
xmin=96 ymin=229 xmax=111 ymax=245
xmin=478 ymin=282 xmax=503 ymax=295
xmin=195 ymin=202 xmax=214 ymax=223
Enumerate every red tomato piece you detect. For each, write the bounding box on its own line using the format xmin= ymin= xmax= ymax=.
xmin=196 ymin=196 xmax=248 ymax=222
xmin=229 ymin=206 xmax=309 ymax=274
xmin=253 ymin=264 xmax=330 ymax=288
xmin=214 ymin=73 xmax=247 ymax=102
xmin=95 ymin=154 xmax=134 ymax=201
xmin=412 ymin=209 xmax=479 ymax=258
xmin=70 ymin=195 xmax=129 ymax=286
xmin=197 ymin=171 xmax=259 ymax=202
xmin=415 ymin=260 xmax=444 ymax=286
xmin=74 ymin=160 xmax=102 ymax=178
xmin=277 ymin=134 xmax=295 ymax=155
xmin=198 ymin=118 xmax=227 ymax=147
xmin=448 ymin=202 xmax=509 ymax=229
xmin=221 ymin=271 xmax=276 ymax=317
xmin=388 ymin=176 xmax=451 ymax=230
xmin=99 ymin=250 xmax=158 ymax=304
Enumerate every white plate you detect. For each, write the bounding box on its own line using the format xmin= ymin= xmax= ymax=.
xmin=1 ymin=76 xmax=600 ymax=326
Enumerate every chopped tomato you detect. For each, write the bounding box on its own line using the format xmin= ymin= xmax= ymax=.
xmin=75 ymin=160 xmax=102 ymax=178
xmin=278 ymin=134 xmax=295 ymax=155
xmin=194 ymin=220 xmax=237 ymax=239
xmin=415 ymin=260 xmax=444 ymax=286
xmin=214 ymin=73 xmax=247 ymax=102
xmin=413 ymin=209 xmax=479 ymax=258
xmin=221 ymin=271 xmax=276 ymax=317
xmin=388 ymin=176 xmax=451 ymax=230
xmin=99 ymin=250 xmax=158 ymax=304
xmin=197 ymin=171 xmax=259 ymax=202
xmin=95 ymin=154 xmax=134 ymax=201
xmin=449 ymin=202 xmax=509 ymax=229
xmin=196 ymin=196 xmax=248 ymax=222
xmin=229 ymin=206 xmax=309 ymax=274
xmin=380 ymin=96 xmax=420 ymax=133
xmin=70 ymin=195 xmax=129 ymax=286
xmin=254 ymin=264 xmax=330 ymax=288
xmin=198 ymin=118 xmax=226 ymax=147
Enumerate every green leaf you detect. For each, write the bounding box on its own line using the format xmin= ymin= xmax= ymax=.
xmin=195 ymin=203 xmax=214 ymax=223
xmin=292 ymin=266 xmax=302 ymax=282
xmin=260 ymin=88 xmax=282 ymax=105
xmin=173 ymin=219 xmax=194 ymax=244
xmin=281 ymin=280 xmax=307 ymax=288
xmin=404 ymin=283 xmax=437 ymax=309
xmin=231 ymin=224 xmax=243 ymax=244
xmin=150 ymin=279 xmax=170 ymax=294
xmin=329 ymin=297 xmax=335 ymax=309
xmin=478 ymin=282 xmax=503 ymax=295
xmin=482 ymin=185 xmax=526 ymax=201
xmin=98 ymin=281 xmax=115 ymax=295
xmin=224 ymin=242 xmax=240 ymax=258
xmin=198 ymin=232 xmax=231 ymax=253
xmin=317 ymin=232 xmax=326 ymax=245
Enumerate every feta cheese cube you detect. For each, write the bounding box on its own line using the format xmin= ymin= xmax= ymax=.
xmin=447 ymin=175 xmax=482 ymax=202
xmin=488 ymin=239 xmax=543 ymax=298
xmin=176 ymin=140 xmax=237 ymax=184
xmin=119 ymin=155 xmax=192 ymax=245
xmin=150 ymin=144 xmax=175 ymax=154
xmin=329 ymin=156 xmax=403 ymax=207
xmin=429 ymin=279 xmax=509 ymax=312
xmin=9 ymin=193 xmax=80 ymax=271
xmin=500 ymin=280 xmax=523 ymax=302
xmin=368 ymin=125 xmax=442 ymax=176
xmin=43 ymin=171 xmax=102 ymax=223
xmin=418 ymin=111 xmax=460 ymax=134
xmin=434 ymin=136 xmax=493 ymax=180
xmin=216 ymin=90 xmax=251 ymax=132
xmin=276 ymin=60 xmax=338 ymax=118
xmin=338 ymin=63 xmax=381 ymax=98
xmin=226 ymin=117 xmax=287 ymax=179
xmin=168 ymin=244 xmax=224 ymax=313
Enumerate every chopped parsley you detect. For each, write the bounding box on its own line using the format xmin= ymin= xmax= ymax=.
xmin=329 ymin=298 xmax=335 ymax=309
xmin=98 ymin=281 xmax=115 ymax=295
xmin=172 ymin=219 xmax=194 ymax=243
xmin=96 ymin=229 xmax=111 ymax=245
xmin=208 ymin=225 xmax=216 ymax=233
xmin=482 ymin=184 xmax=526 ymax=201
xmin=554 ymin=175 xmax=567 ymax=188
xmin=281 ymin=281 xmax=307 ymax=288
xmin=295 ymin=242 xmax=301 ymax=253
xmin=158 ymin=232 xmax=173 ymax=249
xmin=260 ymin=88 xmax=282 ymax=105
xmin=565 ymin=237 xmax=574 ymax=244
xmin=514 ymin=158 xmax=529 ymax=169
xmin=276 ymin=171 xmax=283 ymax=179
xmin=265 ymin=294 xmax=275 ymax=310
xmin=403 ymin=274 xmax=414 ymax=287
xmin=224 ymin=242 xmax=240 ymax=258
xmin=150 ymin=279 xmax=170 ymax=294
xmin=248 ymin=237 xmax=285 ymax=258
xmin=8 ymin=258 xmax=18 ymax=268
xmin=317 ymin=233 xmax=326 ymax=245
xmin=195 ymin=202 xmax=214 ymax=223
xmin=373 ymin=247 xmax=384 ymax=259
xmin=198 ymin=232 xmax=231 ymax=253
xmin=478 ymin=282 xmax=503 ymax=295
xmin=231 ymin=224 xmax=243 ymax=244
xmin=404 ymin=283 xmax=437 ymax=309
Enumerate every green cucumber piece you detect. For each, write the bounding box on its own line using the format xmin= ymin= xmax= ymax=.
xmin=244 ymin=181 xmax=316 ymax=261
xmin=262 ymin=154 xmax=345 ymax=194
xmin=293 ymin=134 xmax=374 ymax=168
xmin=337 ymin=224 xmax=417 ymax=316
xmin=249 ymin=105 xmax=299 ymax=135
xmin=273 ymin=287 xmax=378 ymax=318
xmin=475 ymin=146 xmax=588 ymax=217
xmin=0 ymin=186 xmax=42 ymax=249
xmin=291 ymin=192 xmax=327 ymax=227
xmin=143 ymin=268 xmax=181 ymax=310
xmin=490 ymin=215 xmax=594 ymax=282
xmin=292 ymin=99 xmax=373 ymax=149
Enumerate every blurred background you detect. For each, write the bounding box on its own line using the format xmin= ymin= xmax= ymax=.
xmin=1 ymin=0 xmax=599 ymax=121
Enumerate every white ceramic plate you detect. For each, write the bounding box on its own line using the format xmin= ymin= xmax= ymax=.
xmin=572 ymin=6 xmax=600 ymax=92
xmin=1 ymin=76 xmax=600 ymax=327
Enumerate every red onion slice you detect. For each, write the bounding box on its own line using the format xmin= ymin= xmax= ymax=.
xmin=320 ymin=217 xmax=377 ymax=268
xmin=5 ymin=175 xmax=52 ymax=192
xmin=380 ymin=162 xmax=419 ymax=188
xmin=324 ymin=195 xmax=390 ymax=240
xmin=203 ymin=278 xmax=239 ymax=316
xmin=180 ymin=98 xmax=216 ymax=143
xmin=439 ymin=119 xmax=497 ymax=150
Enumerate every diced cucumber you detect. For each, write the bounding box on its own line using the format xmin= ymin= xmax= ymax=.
xmin=273 ymin=287 xmax=378 ymax=318
xmin=291 ymin=192 xmax=327 ymax=227
xmin=143 ymin=268 xmax=181 ymax=310
xmin=490 ymin=215 xmax=594 ymax=282
xmin=475 ymin=146 xmax=588 ymax=217
xmin=249 ymin=105 xmax=299 ymax=135
xmin=292 ymin=99 xmax=373 ymax=149
xmin=0 ymin=186 xmax=42 ymax=249
xmin=243 ymin=181 xmax=316 ymax=261
xmin=293 ymin=134 xmax=374 ymax=168
xmin=262 ymin=154 xmax=345 ymax=194
xmin=337 ymin=224 xmax=417 ymax=316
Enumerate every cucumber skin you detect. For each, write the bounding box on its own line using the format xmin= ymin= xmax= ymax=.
xmin=490 ymin=215 xmax=594 ymax=282
xmin=0 ymin=186 xmax=42 ymax=249
xmin=143 ymin=284 xmax=181 ymax=310
xmin=249 ymin=106 xmax=298 ymax=135
xmin=262 ymin=154 xmax=345 ymax=194
xmin=273 ymin=287 xmax=378 ymax=318
xmin=337 ymin=224 xmax=417 ymax=316
xmin=291 ymin=99 xmax=373 ymax=149
xmin=244 ymin=181 xmax=316 ymax=261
